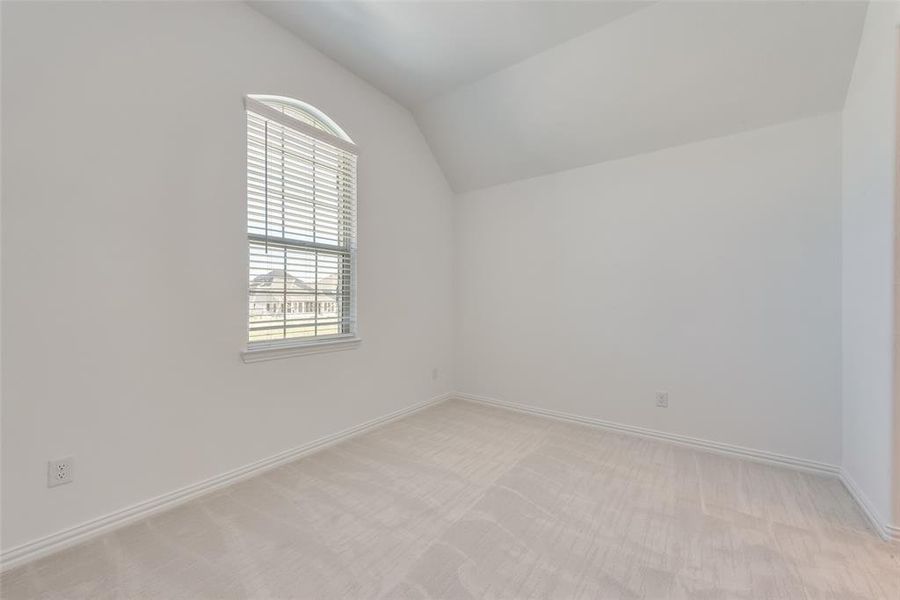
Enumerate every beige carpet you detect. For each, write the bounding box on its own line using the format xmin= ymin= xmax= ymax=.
xmin=2 ymin=399 xmax=898 ymax=599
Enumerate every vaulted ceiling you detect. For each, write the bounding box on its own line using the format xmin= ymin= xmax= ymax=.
xmin=250 ymin=1 xmax=868 ymax=192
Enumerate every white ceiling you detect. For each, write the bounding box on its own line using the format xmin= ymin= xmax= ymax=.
xmin=249 ymin=1 xmax=650 ymax=106
xmin=250 ymin=1 xmax=868 ymax=193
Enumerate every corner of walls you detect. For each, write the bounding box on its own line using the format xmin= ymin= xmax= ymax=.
xmin=840 ymin=0 xmax=899 ymax=534
xmin=884 ymin=6 xmax=899 ymax=538
xmin=894 ymin=9 xmax=900 ymax=531
xmin=454 ymin=113 xmax=843 ymax=467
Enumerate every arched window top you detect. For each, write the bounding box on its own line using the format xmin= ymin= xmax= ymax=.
xmin=248 ymin=94 xmax=354 ymax=144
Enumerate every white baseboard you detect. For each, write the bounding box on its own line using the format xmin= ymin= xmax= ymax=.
xmin=838 ymin=468 xmax=900 ymax=543
xmin=5 ymin=390 xmax=895 ymax=571
xmin=887 ymin=524 xmax=900 ymax=543
xmin=0 ymin=392 xmax=453 ymax=572
xmin=455 ymin=392 xmax=900 ymax=543
xmin=455 ymin=392 xmax=840 ymax=476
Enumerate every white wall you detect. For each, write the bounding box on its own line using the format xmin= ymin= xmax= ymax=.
xmin=840 ymin=1 xmax=898 ymax=527
xmin=0 ymin=1 xmax=454 ymax=552
xmin=455 ymin=113 xmax=843 ymax=464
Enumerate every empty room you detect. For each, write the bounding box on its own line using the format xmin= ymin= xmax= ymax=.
xmin=1 ymin=0 xmax=899 ymax=598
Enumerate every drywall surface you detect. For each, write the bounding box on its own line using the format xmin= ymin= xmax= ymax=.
xmin=417 ymin=1 xmax=864 ymax=192
xmin=455 ymin=113 xmax=842 ymax=464
xmin=0 ymin=1 xmax=454 ymax=551
xmin=841 ymin=1 xmax=898 ymax=527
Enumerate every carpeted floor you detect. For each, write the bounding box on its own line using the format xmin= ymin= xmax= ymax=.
xmin=2 ymin=399 xmax=898 ymax=599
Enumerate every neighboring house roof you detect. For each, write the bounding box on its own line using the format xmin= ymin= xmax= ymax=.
xmin=250 ymin=270 xmax=314 ymax=292
xmin=250 ymin=269 xmax=337 ymax=298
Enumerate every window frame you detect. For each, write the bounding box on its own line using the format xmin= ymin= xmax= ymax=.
xmin=241 ymin=95 xmax=360 ymax=363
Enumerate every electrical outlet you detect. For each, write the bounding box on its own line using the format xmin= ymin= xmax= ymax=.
xmin=48 ymin=457 xmax=74 ymax=487
xmin=431 ymin=367 xmax=439 ymax=381
xmin=655 ymin=391 xmax=669 ymax=408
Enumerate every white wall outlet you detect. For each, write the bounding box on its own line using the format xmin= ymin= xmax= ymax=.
xmin=655 ymin=391 xmax=669 ymax=408
xmin=48 ymin=457 xmax=74 ymax=487
xmin=431 ymin=367 xmax=439 ymax=381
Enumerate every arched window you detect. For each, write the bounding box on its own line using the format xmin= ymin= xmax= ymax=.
xmin=245 ymin=95 xmax=358 ymax=355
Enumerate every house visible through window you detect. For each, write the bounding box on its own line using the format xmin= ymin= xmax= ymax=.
xmin=245 ymin=95 xmax=357 ymax=348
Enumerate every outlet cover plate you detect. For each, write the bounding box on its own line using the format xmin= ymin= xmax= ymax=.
xmin=655 ymin=391 xmax=669 ymax=408
xmin=48 ymin=457 xmax=74 ymax=487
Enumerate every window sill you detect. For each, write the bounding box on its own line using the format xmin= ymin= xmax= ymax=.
xmin=241 ymin=337 xmax=362 ymax=363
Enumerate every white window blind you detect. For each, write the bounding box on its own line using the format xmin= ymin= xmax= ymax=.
xmin=245 ymin=96 xmax=357 ymax=348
